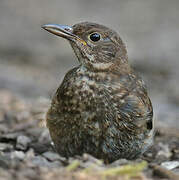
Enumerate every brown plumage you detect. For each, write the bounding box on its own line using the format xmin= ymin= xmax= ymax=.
xmin=42 ymin=22 xmax=154 ymax=163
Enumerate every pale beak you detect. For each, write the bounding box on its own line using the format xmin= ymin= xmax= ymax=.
xmin=42 ymin=24 xmax=75 ymax=39
xmin=42 ymin=24 xmax=86 ymax=46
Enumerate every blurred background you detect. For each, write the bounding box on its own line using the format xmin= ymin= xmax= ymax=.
xmin=0 ymin=0 xmax=178 ymax=129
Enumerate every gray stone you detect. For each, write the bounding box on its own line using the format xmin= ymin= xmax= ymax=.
xmin=108 ymin=159 xmax=130 ymax=167
xmin=0 ymin=125 xmax=8 ymax=134
xmin=11 ymin=151 xmax=25 ymax=160
xmin=0 ymin=154 xmax=10 ymax=169
xmin=157 ymin=143 xmax=172 ymax=159
xmin=83 ymin=153 xmax=103 ymax=165
xmin=32 ymin=156 xmax=51 ymax=167
xmin=25 ymin=148 xmax=35 ymax=160
xmin=0 ymin=143 xmax=13 ymax=151
xmin=42 ymin=151 xmax=64 ymax=162
xmin=16 ymin=135 xmax=31 ymax=150
xmin=31 ymin=156 xmax=62 ymax=168
xmin=161 ymin=161 xmax=179 ymax=170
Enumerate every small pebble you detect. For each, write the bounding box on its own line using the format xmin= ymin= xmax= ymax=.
xmin=42 ymin=151 xmax=62 ymax=161
xmin=0 ymin=124 xmax=8 ymax=134
xmin=32 ymin=156 xmax=61 ymax=168
xmin=32 ymin=156 xmax=49 ymax=167
xmin=157 ymin=143 xmax=172 ymax=158
xmin=0 ymin=154 xmax=11 ymax=169
xmin=25 ymin=148 xmax=35 ymax=160
xmin=161 ymin=161 xmax=179 ymax=170
xmin=108 ymin=159 xmax=129 ymax=167
xmin=11 ymin=151 xmax=25 ymax=160
xmin=83 ymin=153 xmax=104 ymax=165
xmin=16 ymin=135 xmax=31 ymax=150
xmin=0 ymin=143 xmax=13 ymax=151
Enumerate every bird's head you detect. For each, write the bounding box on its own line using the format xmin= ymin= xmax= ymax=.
xmin=42 ymin=22 xmax=128 ymax=71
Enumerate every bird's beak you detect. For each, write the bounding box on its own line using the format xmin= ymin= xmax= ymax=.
xmin=42 ymin=24 xmax=87 ymax=45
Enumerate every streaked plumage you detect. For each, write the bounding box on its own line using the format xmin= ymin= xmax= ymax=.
xmin=42 ymin=22 xmax=154 ymax=162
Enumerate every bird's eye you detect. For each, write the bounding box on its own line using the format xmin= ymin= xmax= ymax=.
xmin=89 ymin=33 xmax=101 ymax=42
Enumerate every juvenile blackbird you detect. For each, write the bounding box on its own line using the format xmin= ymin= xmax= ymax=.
xmin=42 ymin=22 xmax=154 ymax=162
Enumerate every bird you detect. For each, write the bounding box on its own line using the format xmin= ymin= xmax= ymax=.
xmin=42 ymin=22 xmax=154 ymax=163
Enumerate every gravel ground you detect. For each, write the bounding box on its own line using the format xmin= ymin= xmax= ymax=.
xmin=0 ymin=90 xmax=179 ymax=180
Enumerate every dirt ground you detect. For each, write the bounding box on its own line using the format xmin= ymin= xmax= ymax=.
xmin=0 ymin=0 xmax=179 ymax=179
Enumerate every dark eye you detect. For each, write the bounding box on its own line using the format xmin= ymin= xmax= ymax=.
xmin=89 ymin=33 xmax=101 ymax=42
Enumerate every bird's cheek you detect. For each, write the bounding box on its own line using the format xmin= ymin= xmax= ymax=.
xmin=80 ymin=48 xmax=95 ymax=62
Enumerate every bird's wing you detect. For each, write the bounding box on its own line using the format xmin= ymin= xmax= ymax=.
xmin=104 ymin=73 xmax=153 ymax=134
